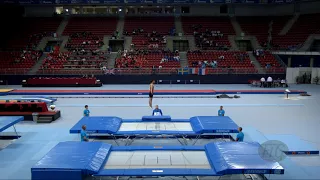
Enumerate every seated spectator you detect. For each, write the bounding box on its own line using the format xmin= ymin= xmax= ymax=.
xmin=152 ymin=105 xmax=163 ymax=116
xmin=218 ymin=55 xmax=224 ymax=60
xmin=267 ymin=76 xmax=273 ymax=88
xmin=160 ymin=57 xmax=168 ymax=64
xmin=49 ymin=105 xmax=56 ymax=112
xmin=266 ymin=63 xmax=271 ymax=69
xmin=260 ymin=77 xmax=266 ymax=87
xmin=281 ymin=79 xmax=288 ymax=87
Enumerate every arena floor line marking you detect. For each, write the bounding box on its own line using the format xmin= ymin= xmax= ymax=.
xmin=57 ymin=104 xmax=305 ymax=107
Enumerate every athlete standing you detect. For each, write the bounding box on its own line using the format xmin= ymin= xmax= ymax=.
xmin=149 ymin=80 xmax=155 ymax=108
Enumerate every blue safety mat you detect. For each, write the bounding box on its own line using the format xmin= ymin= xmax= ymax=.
xmin=190 ymin=116 xmax=239 ymax=133
xmin=142 ymin=116 xmax=171 ymax=121
xmin=205 ymin=142 xmax=284 ymax=175
xmin=0 ymin=116 xmax=24 ymax=132
xmin=31 ymin=141 xmax=111 ymax=179
xmin=70 ymin=116 xmax=122 ymax=133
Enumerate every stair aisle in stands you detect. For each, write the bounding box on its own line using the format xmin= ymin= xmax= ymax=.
xmin=28 ymin=53 xmax=48 ymax=75
xmin=175 ymin=16 xmax=184 ymax=35
xmin=108 ymin=52 xmax=119 ymax=68
xmin=248 ymin=52 xmax=265 ymax=74
xmin=179 ymin=52 xmax=188 ymax=68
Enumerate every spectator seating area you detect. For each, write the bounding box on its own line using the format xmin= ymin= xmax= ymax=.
xmin=6 ymin=17 xmax=62 ymax=50
xmin=0 ymin=51 xmax=42 ymax=74
xmin=0 ymin=102 xmax=60 ymax=122
xmin=188 ymin=51 xmax=256 ymax=72
xmin=237 ymin=16 xmax=290 ymax=48
xmin=63 ymin=17 xmax=118 ymax=37
xmin=64 ymin=32 xmax=104 ymax=50
xmin=254 ymin=50 xmax=284 ymax=73
xmin=116 ymin=50 xmax=180 ymax=69
xmin=123 ymin=17 xmax=175 ymax=49
xmin=182 ymin=17 xmax=235 ymax=49
xmin=40 ymin=50 xmax=108 ymax=71
xmin=63 ymin=17 xmax=117 ymax=50
xmin=23 ymin=77 xmax=102 ymax=87
xmin=273 ymin=14 xmax=320 ymax=50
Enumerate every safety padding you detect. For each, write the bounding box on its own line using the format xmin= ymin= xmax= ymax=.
xmin=141 ymin=116 xmax=171 ymax=121
xmin=31 ymin=142 xmax=112 ymax=180
xmin=190 ymin=116 xmax=239 ymax=133
xmin=205 ymin=142 xmax=284 ymax=175
xmin=70 ymin=116 xmax=122 ymax=134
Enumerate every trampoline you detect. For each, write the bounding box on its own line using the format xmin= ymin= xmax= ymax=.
xmin=31 ymin=141 xmax=284 ymax=180
xmin=0 ymin=116 xmax=24 ymax=138
xmin=69 ymin=116 xmax=239 ymax=145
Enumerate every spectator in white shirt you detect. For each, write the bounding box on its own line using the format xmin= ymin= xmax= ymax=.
xmin=218 ymin=55 xmax=225 ymax=60
xmin=260 ymin=77 xmax=266 ymax=87
xmin=281 ymin=79 xmax=287 ymax=87
xmin=267 ymin=76 xmax=273 ymax=88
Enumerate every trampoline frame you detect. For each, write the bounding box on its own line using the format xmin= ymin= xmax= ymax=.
xmin=88 ymin=133 xmax=234 ymax=146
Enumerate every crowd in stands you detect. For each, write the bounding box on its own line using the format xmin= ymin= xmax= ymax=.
xmin=124 ymin=28 xmax=171 ymax=50
xmin=15 ymin=50 xmax=42 ymax=64
xmin=1 ymin=50 xmax=43 ymax=70
xmin=27 ymin=32 xmax=55 ymax=50
xmin=189 ymin=50 xmax=250 ymax=69
xmin=116 ymin=49 xmax=180 ymax=68
xmin=65 ymin=32 xmax=104 ymax=50
xmin=253 ymin=49 xmax=283 ymax=70
xmin=41 ymin=49 xmax=108 ymax=70
xmin=191 ymin=25 xmax=227 ymax=50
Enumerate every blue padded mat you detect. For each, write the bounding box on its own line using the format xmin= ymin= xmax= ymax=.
xmin=190 ymin=116 xmax=239 ymax=133
xmin=70 ymin=116 xmax=122 ymax=134
xmin=205 ymin=142 xmax=284 ymax=175
xmin=32 ymin=142 xmax=111 ymax=174
xmin=0 ymin=116 xmax=24 ymax=132
xmin=142 ymin=116 xmax=171 ymax=121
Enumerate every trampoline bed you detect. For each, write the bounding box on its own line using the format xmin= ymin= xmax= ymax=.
xmin=69 ymin=116 xmax=239 ymax=145
xmin=31 ymin=141 xmax=284 ymax=180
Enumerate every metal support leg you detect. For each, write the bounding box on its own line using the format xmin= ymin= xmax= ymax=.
xmin=111 ymin=134 xmax=120 ymax=146
xmin=192 ymin=135 xmax=201 ymax=145
xmin=12 ymin=125 xmax=19 ymax=138
xmin=181 ymin=135 xmax=189 ymax=145
xmin=175 ymin=135 xmax=186 ymax=145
